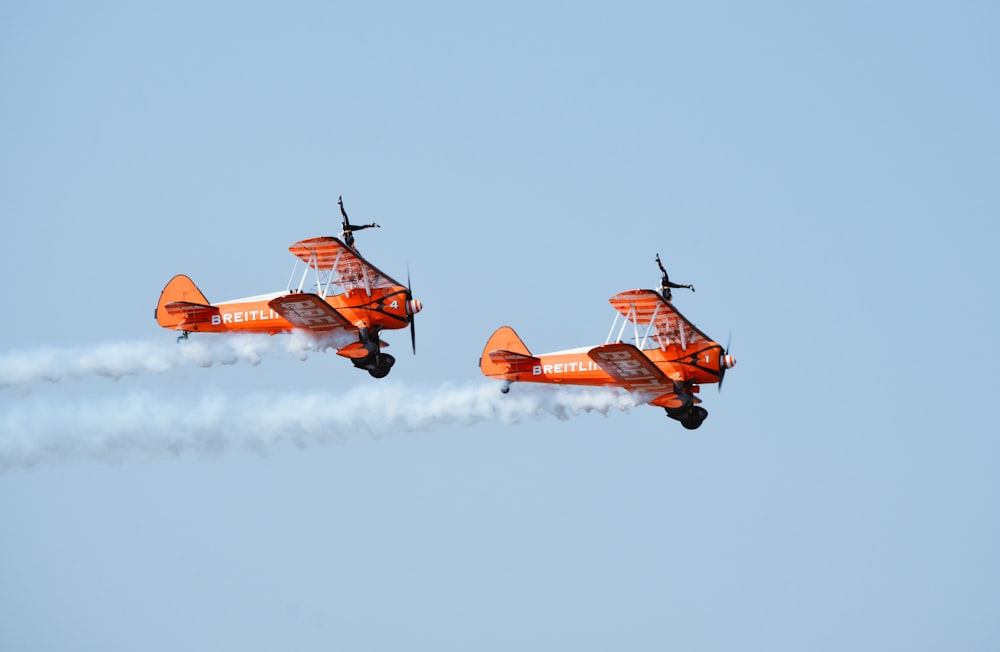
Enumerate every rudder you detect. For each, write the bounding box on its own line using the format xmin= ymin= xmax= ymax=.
xmin=479 ymin=326 xmax=532 ymax=377
xmin=155 ymin=274 xmax=210 ymax=328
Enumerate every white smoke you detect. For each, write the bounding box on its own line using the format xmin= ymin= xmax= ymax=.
xmin=0 ymin=332 xmax=354 ymax=392
xmin=0 ymin=383 xmax=642 ymax=471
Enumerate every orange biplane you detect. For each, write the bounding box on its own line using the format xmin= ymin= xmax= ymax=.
xmin=480 ymin=288 xmax=735 ymax=429
xmin=155 ymin=200 xmax=422 ymax=378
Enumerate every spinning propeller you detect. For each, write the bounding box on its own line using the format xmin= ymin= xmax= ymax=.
xmin=718 ymin=333 xmax=736 ymax=391
xmin=405 ymin=267 xmax=422 ymax=354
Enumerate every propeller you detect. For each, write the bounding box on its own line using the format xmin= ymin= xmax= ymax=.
xmin=718 ymin=332 xmax=736 ymax=392
xmin=405 ymin=266 xmax=422 ymax=354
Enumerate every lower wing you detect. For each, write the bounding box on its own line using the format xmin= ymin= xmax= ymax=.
xmin=268 ymin=294 xmax=353 ymax=333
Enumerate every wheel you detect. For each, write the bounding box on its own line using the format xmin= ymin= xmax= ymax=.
xmin=681 ymin=406 xmax=708 ymax=430
xmin=367 ymin=353 xmax=395 ymax=379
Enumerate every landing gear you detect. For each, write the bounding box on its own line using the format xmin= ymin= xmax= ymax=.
xmin=500 ymin=380 xmax=512 ymax=394
xmin=367 ymin=353 xmax=395 ymax=379
xmin=176 ymin=331 xmax=190 ymax=343
xmin=666 ymin=405 xmax=708 ymax=430
xmin=347 ymin=328 xmax=396 ymax=379
xmin=680 ymin=406 xmax=708 ymax=430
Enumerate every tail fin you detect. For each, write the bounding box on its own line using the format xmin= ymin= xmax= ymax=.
xmin=155 ymin=274 xmax=210 ymax=328
xmin=480 ymin=326 xmax=534 ymax=377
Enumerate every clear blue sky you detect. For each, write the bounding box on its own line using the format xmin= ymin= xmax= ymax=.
xmin=2 ymin=1 xmax=998 ymax=650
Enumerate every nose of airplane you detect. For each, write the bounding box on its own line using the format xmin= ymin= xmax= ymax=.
xmin=407 ymin=299 xmax=423 ymax=316
xmin=721 ymin=354 xmax=736 ymax=369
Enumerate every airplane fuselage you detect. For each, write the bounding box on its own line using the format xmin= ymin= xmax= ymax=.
xmin=179 ymin=285 xmax=411 ymax=335
xmin=501 ymin=342 xmax=727 ymax=389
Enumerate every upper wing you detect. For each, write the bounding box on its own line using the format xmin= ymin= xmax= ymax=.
xmin=587 ymin=342 xmax=672 ymax=393
xmin=163 ymin=301 xmax=220 ymax=327
xmin=608 ymin=289 xmax=713 ymax=351
xmin=268 ymin=293 xmax=353 ymax=333
xmin=288 ymin=236 xmax=401 ymax=294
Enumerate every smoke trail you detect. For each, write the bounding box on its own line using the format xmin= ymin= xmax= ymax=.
xmin=0 ymin=332 xmax=353 ymax=392
xmin=0 ymin=383 xmax=642 ymax=471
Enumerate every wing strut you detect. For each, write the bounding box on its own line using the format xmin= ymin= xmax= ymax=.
xmin=614 ymin=306 xmax=633 ymax=344
xmin=320 ymin=248 xmax=343 ymax=299
xmin=640 ymin=301 xmax=662 ymax=350
xmin=607 ymin=297 xmax=663 ymax=351
xmin=362 ymin=262 xmax=373 ymax=296
xmin=605 ymin=312 xmax=622 ymax=345
xmin=296 ymin=253 xmax=312 ymax=292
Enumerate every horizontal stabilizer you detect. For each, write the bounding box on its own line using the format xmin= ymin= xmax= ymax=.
xmin=488 ymin=349 xmax=541 ymax=374
xmin=164 ymin=301 xmax=220 ymax=327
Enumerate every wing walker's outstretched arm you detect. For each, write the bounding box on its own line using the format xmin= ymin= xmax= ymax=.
xmin=655 ymin=253 xmax=694 ymax=301
xmin=338 ymin=196 xmax=380 ymax=249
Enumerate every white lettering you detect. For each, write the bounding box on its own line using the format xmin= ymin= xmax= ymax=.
xmin=532 ymin=360 xmax=601 ymax=376
xmin=234 ymin=312 xmax=244 ymax=323
xmin=633 ymin=379 xmax=667 ymax=389
xmin=222 ymin=313 xmax=233 ymax=324
xmin=212 ymin=315 xmax=221 ymax=326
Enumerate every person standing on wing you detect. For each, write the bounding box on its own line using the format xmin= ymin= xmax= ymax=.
xmin=339 ymin=195 xmax=380 ymax=250
xmin=656 ymin=253 xmax=695 ymax=302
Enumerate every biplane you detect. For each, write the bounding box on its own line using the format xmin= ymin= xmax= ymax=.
xmin=479 ymin=289 xmax=735 ymax=429
xmin=155 ymin=200 xmax=422 ymax=378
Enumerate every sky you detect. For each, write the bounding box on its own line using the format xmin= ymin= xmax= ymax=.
xmin=1 ymin=1 xmax=998 ymax=650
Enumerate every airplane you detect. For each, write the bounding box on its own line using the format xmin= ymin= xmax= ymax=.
xmin=479 ymin=284 xmax=735 ymax=429
xmin=154 ymin=198 xmax=422 ymax=378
